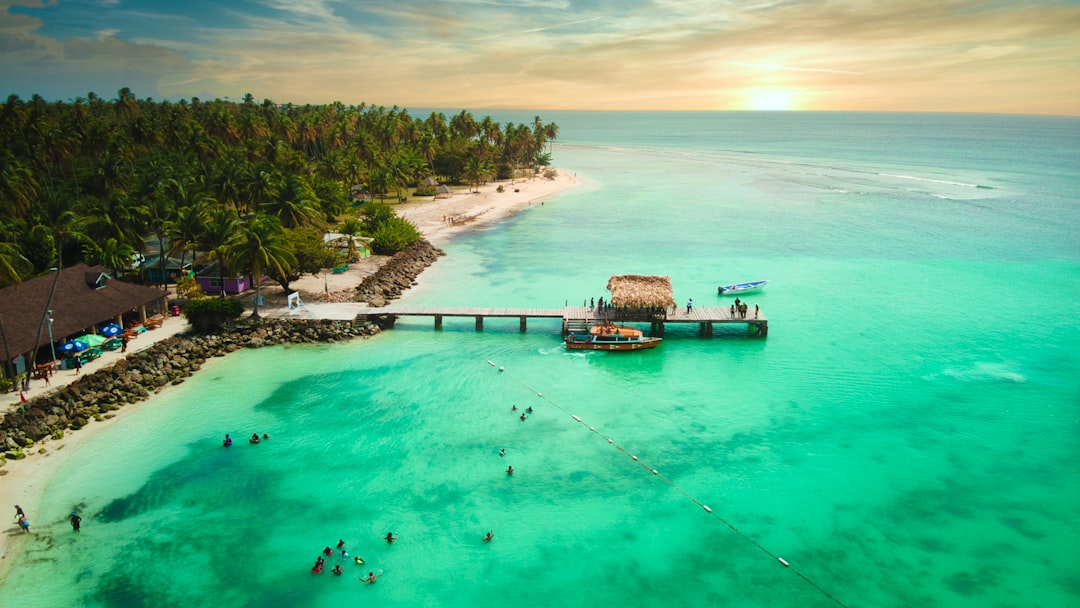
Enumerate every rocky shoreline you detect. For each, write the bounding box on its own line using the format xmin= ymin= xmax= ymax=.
xmin=353 ymin=238 xmax=445 ymax=306
xmin=0 ymin=237 xmax=452 ymax=462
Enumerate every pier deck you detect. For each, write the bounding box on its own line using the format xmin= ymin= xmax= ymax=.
xmin=355 ymin=305 xmax=767 ymax=337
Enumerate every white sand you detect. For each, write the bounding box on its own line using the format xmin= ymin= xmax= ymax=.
xmin=0 ymin=169 xmax=579 ymax=572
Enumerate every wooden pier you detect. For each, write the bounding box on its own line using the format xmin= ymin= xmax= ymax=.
xmin=355 ymin=305 xmax=767 ymax=337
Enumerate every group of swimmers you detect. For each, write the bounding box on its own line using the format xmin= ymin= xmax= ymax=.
xmin=310 ymin=536 xmax=390 ymax=582
xmin=221 ymin=432 xmax=269 ymax=447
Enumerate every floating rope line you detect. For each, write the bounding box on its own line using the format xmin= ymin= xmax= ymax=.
xmin=486 ymin=359 xmax=848 ymax=608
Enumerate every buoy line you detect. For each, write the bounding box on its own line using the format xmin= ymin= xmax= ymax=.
xmin=486 ymin=359 xmax=848 ymax=608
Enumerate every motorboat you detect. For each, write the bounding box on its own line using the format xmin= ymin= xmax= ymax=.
xmin=718 ymin=280 xmax=768 ymax=295
xmin=565 ymin=332 xmax=661 ymax=351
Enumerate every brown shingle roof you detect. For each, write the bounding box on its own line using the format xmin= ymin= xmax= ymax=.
xmin=0 ymin=264 xmax=167 ymax=362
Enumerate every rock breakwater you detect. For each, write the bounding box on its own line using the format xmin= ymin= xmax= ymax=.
xmin=354 ymin=239 xmax=445 ymax=306
xmin=0 ymin=318 xmax=378 ymax=462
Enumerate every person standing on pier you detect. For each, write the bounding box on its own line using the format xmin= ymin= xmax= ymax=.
xmin=686 ymin=298 xmax=693 ymax=313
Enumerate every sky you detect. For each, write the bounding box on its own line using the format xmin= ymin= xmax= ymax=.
xmin=1 ymin=0 xmax=1078 ymax=114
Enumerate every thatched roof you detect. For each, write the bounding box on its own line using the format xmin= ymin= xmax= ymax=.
xmin=606 ymin=275 xmax=675 ymax=307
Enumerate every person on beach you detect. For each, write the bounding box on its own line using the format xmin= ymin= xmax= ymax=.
xmin=15 ymin=504 xmax=24 ymax=519
xmin=121 ymin=334 xmax=129 ymax=352
xmin=74 ymin=357 xmax=82 ymax=374
xmin=18 ymin=514 xmax=30 ymax=533
xmin=384 ymin=532 xmax=397 ymax=544
xmin=70 ymin=512 xmax=82 ymax=532
xmin=483 ymin=530 xmax=494 ymax=542
xmin=223 ymin=434 xmax=232 ymax=447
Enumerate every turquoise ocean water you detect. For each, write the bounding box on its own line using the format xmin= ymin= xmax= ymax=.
xmin=1 ymin=112 xmax=1077 ymax=607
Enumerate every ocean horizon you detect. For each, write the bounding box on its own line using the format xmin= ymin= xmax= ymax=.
xmin=1 ymin=111 xmax=1077 ymax=607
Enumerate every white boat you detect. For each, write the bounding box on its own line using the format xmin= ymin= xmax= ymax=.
xmin=717 ymin=280 xmax=768 ymax=295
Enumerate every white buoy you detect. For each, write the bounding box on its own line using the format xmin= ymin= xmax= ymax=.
xmin=572 ymin=415 xmax=582 ymax=422
xmin=607 ymin=439 xmax=614 ymax=444
xmin=537 ymin=392 xmax=542 ymax=396
xmin=631 ymin=455 xmax=638 ymax=461
xmin=487 ymin=360 xmax=495 ymax=366
xmin=499 ymin=366 xmax=504 ymax=372
xmin=702 ymin=505 xmax=713 ymax=513
xmin=778 ymin=557 xmax=790 ymax=567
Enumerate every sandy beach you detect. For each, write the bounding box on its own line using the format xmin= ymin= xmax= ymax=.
xmin=0 ymin=169 xmax=579 ymax=572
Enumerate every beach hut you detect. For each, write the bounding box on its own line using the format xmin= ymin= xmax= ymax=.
xmin=603 ymin=275 xmax=677 ymax=322
xmin=435 ymin=184 xmax=453 ymax=199
xmin=421 ymin=176 xmax=439 ymax=187
xmin=606 ymin=275 xmax=676 ymax=308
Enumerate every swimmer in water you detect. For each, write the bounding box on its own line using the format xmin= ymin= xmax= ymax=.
xmin=332 ymin=565 xmax=344 ymax=576
xmin=385 ymin=532 xmax=397 ymax=544
xmin=250 ymin=433 xmax=260 ymax=444
xmin=483 ymin=530 xmax=494 ymax=542
xmin=363 ymin=571 xmax=379 ymax=584
xmin=526 ymin=407 xmax=533 ymax=414
xmin=337 ymin=539 xmax=346 ymax=549
xmin=499 ymin=448 xmax=506 ymax=457
xmin=223 ymin=434 xmax=232 ymax=447
xmin=506 ymin=465 xmax=514 ymax=475
xmin=323 ymin=546 xmax=334 ymax=557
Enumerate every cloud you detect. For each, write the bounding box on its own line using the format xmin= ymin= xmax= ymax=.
xmin=0 ymin=0 xmax=1077 ymax=113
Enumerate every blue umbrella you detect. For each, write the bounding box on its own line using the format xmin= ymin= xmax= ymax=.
xmin=100 ymin=323 xmax=123 ymax=338
xmin=57 ymin=340 xmax=89 ymax=354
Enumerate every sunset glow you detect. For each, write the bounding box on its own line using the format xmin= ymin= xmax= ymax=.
xmin=0 ymin=0 xmax=1076 ymax=114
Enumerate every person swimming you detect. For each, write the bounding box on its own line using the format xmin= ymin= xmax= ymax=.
xmin=363 ymin=571 xmax=379 ymax=584
xmin=337 ymin=539 xmax=346 ymax=549
xmin=483 ymin=530 xmax=494 ymax=542
xmin=384 ymin=532 xmax=397 ymax=544
xmin=223 ymin=434 xmax=232 ymax=447
xmin=332 ymin=565 xmax=344 ymax=576
xmin=506 ymin=465 xmax=514 ymax=475
xmin=354 ymin=556 xmax=365 ymax=565
xmin=250 ymin=433 xmax=260 ymax=444
xmin=322 ymin=546 xmax=334 ymax=557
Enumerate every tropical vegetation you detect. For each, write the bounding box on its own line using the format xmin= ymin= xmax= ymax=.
xmin=0 ymin=89 xmax=560 ymax=291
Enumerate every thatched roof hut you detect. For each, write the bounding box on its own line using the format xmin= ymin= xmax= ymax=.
xmin=606 ymin=275 xmax=676 ymax=307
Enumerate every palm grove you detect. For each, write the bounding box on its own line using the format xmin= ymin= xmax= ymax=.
xmin=0 ymin=88 xmax=559 ymax=295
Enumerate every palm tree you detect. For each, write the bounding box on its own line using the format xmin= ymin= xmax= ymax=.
xmin=85 ymin=236 xmax=134 ymax=278
xmin=197 ymin=207 xmax=241 ymax=297
xmin=167 ymin=203 xmax=208 ymax=279
xmin=227 ymin=214 xmax=295 ymax=319
xmin=339 ymin=217 xmax=363 ymax=262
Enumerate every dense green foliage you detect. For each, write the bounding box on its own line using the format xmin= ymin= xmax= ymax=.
xmin=182 ymin=297 xmax=244 ymax=332
xmin=362 ymin=203 xmax=421 ymax=254
xmin=0 ymin=89 xmax=559 ymax=289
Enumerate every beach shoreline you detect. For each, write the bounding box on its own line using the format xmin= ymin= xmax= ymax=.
xmin=0 ymin=168 xmax=579 ymax=578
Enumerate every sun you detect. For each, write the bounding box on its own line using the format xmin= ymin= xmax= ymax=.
xmin=745 ymin=89 xmax=797 ymax=111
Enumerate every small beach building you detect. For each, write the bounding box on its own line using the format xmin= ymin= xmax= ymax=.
xmin=193 ymin=259 xmax=255 ymax=296
xmin=435 ymin=184 xmax=453 ymax=199
xmin=0 ymin=264 xmax=168 ymax=379
xmin=604 ymin=275 xmax=677 ymax=321
xmin=140 ymin=253 xmax=192 ymax=286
